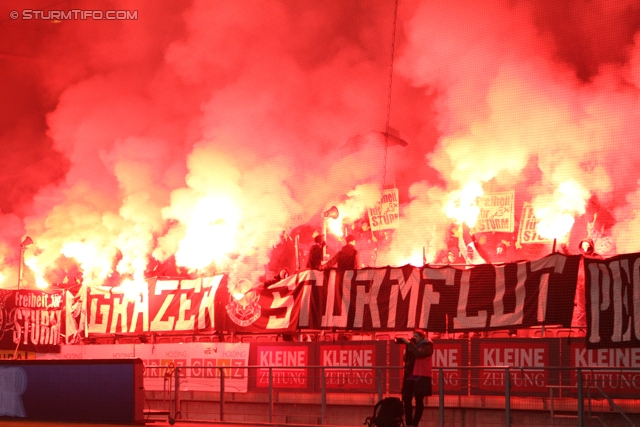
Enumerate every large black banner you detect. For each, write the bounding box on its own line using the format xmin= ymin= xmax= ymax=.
xmin=86 ymin=276 xmax=227 ymax=335
xmin=0 ymin=289 xmax=63 ymax=352
xmin=81 ymin=254 xmax=580 ymax=336
xmin=216 ymin=253 xmax=581 ymax=334
xmin=585 ymin=253 xmax=640 ymax=348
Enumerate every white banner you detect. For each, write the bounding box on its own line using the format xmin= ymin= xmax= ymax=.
xmin=368 ymin=188 xmax=399 ymax=232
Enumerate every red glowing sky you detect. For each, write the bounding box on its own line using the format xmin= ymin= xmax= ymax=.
xmin=1 ymin=0 xmax=640 ymax=288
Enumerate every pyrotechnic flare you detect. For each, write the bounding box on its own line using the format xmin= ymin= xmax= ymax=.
xmin=443 ymin=182 xmax=484 ymax=228
xmin=533 ymin=180 xmax=590 ymax=242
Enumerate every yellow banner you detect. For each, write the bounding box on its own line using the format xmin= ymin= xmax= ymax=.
xmin=517 ymin=202 xmax=553 ymax=245
xmin=475 ymin=191 xmax=515 ymax=233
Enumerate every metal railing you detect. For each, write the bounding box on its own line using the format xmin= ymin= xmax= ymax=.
xmin=144 ymin=366 xmax=640 ymax=427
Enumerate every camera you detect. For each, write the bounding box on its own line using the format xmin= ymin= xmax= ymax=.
xmin=393 ymin=337 xmax=404 ymax=344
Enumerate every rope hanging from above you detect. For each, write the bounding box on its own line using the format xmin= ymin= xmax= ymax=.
xmin=373 ymin=0 xmax=399 ymax=267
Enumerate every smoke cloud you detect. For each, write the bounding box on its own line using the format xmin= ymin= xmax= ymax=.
xmin=1 ymin=0 xmax=639 ymax=289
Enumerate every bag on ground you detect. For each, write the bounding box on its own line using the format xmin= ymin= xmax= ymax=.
xmin=363 ymin=396 xmax=404 ymax=427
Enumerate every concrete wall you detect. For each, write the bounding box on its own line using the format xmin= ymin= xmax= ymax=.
xmin=145 ymin=390 xmax=640 ymax=427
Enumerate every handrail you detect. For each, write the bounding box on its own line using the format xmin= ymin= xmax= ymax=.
xmin=593 ymin=385 xmax=637 ymax=427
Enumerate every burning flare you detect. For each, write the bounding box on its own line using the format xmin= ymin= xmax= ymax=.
xmin=175 ymin=194 xmax=241 ymax=270
xmin=443 ymin=181 xmax=484 ymax=227
xmin=533 ymin=180 xmax=589 ymax=241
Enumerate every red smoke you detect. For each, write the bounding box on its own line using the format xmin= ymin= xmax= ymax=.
xmin=0 ymin=0 xmax=639 ymax=289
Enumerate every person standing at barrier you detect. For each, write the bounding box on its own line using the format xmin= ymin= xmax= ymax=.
xmin=560 ymin=237 xmax=604 ymax=335
xmin=320 ymin=234 xmax=361 ymax=270
xmin=307 ymin=234 xmax=326 ymax=269
xmin=399 ymin=329 xmax=433 ymax=427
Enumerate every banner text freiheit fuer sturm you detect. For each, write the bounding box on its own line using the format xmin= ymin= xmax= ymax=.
xmin=84 ymin=253 xmax=581 ymax=336
xmin=0 ymin=289 xmax=64 ymax=353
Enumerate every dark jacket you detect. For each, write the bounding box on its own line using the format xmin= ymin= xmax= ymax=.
xmin=307 ymin=243 xmax=324 ymax=269
xmin=561 ymin=238 xmax=604 ymax=260
xmin=403 ymin=338 xmax=433 ymax=379
xmin=323 ymin=242 xmax=361 ymax=270
xmin=578 ymin=238 xmax=604 ymax=259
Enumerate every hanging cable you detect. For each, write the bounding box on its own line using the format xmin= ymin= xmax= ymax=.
xmin=373 ymin=0 xmax=399 ymax=267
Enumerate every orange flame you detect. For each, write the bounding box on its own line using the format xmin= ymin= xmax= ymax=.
xmin=443 ymin=181 xmax=484 ymax=227
xmin=23 ymin=252 xmax=49 ymax=289
xmin=61 ymin=241 xmax=113 ymax=284
xmin=534 ymin=180 xmax=589 ymax=241
xmin=117 ymin=277 xmax=148 ymax=303
xmin=326 ymin=184 xmax=381 ymax=238
xmin=175 ymin=194 xmax=240 ymax=270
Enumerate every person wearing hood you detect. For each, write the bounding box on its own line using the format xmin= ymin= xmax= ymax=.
xmin=398 ymin=329 xmax=434 ymax=427
xmin=578 ymin=238 xmax=602 ymax=259
xmin=561 ymin=237 xmax=603 ymax=259
xmin=560 ymin=237 xmax=604 ymax=334
xmin=321 ymin=234 xmax=361 ymax=270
